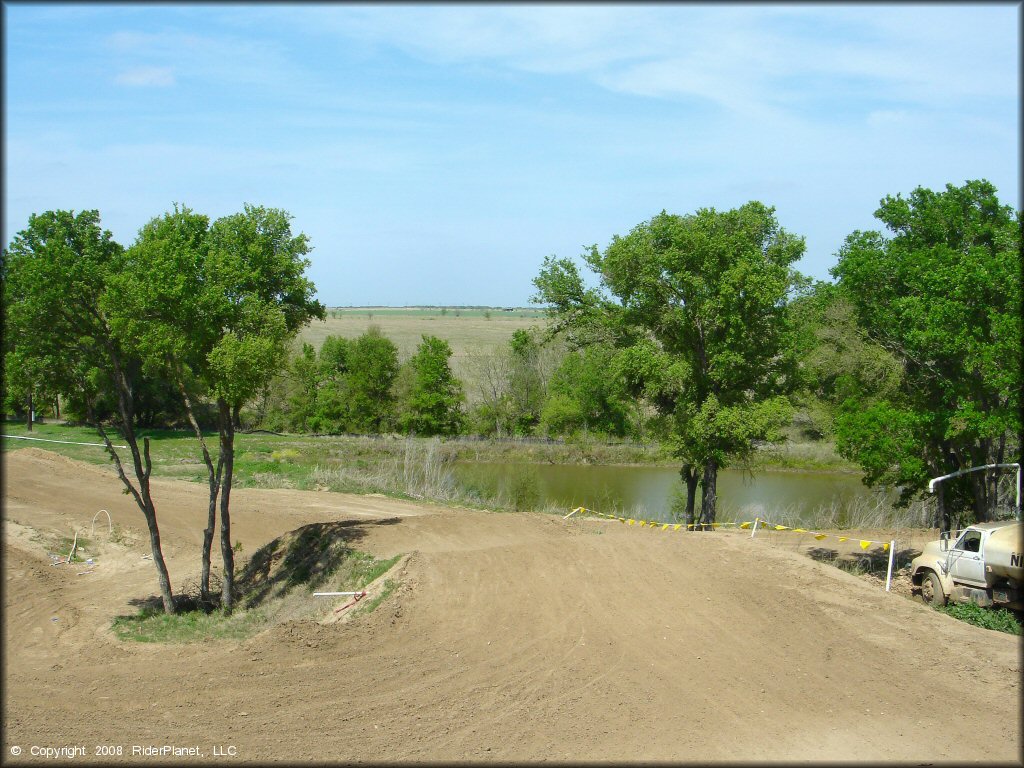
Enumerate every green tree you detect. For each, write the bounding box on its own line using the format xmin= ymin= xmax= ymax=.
xmin=2 ymin=210 xmax=178 ymax=612
xmin=831 ymin=180 xmax=1021 ymax=527
xmin=204 ymin=204 xmax=324 ymax=609
xmin=287 ymin=342 xmax=324 ymax=432
xmin=535 ymin=203 xmax=803 ymax=526
xmin=344 ymin=327 xmax=399 ymax=433
xmin=399 ymin=335 xmax=465 ymax=436
xmin=104 ymin=205 xmax=227 ymax=602
xmin=786 ymin=281 xmax=903 ymax=439
xmin=541 ymin=343 xmax=632 ymax=438
xmin=507 ymin=329 xmax=546 ymax=435
xmin=312 ymin=335 xmax=353 ymax=432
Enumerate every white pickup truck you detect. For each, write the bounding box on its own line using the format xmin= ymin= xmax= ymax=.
xmin=910 ymin=521 xmax=1022 ymax=611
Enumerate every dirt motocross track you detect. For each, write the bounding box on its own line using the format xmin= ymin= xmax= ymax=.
xmin=2 ymin=448 xmax=1021 ymax=764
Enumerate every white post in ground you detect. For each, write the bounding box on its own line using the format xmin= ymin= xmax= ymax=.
xmin=885 ymin=540 xmax=896 ymax=592
xmin=750 ymin=517 xmax=760 ymax=539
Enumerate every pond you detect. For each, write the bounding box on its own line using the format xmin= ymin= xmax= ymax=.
xmin=452 ymin=461 xmax=886 ymax=526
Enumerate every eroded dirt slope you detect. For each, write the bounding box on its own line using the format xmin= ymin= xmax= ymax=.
xmin=2 ymin=448 xmax=1021 ymax=763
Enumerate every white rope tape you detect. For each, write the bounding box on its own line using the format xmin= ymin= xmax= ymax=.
xmin=2 ymin=434 xmax=128 ymax=449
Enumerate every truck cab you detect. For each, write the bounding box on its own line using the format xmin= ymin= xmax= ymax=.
xmin=910 ymin=522 xmax=1023 ymax=611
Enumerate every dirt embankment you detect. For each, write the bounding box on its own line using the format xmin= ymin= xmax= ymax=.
xmin=2 ymin=448 xmax=1021 ymax=763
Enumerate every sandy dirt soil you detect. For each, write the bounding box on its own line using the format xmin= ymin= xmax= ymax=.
xmin=2 ymin=448 xmax=1021 ymax=764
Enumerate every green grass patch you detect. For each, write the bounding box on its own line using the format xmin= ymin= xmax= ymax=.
xmin=347 ymin=552 xmax=402 ymax=588
xmin=111 ymin=606 xmax=265 ymax=643
xmin=935 ymin=602 xmax=1022 ymax=635
xmin=353 ymin=578 xmax=398 ymax=616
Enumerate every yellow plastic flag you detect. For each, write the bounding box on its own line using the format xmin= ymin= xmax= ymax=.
xmin=774 ymin=525 xmax=789 ymax=531
xmin=639 ymin=520 xmax=647 ymax=527
xmin=838 ymin=536 xmax=848 ymax=542
xmin=673 ymin=524 xmax=682 ymax=531
xmin=662 ymin=524 xmax=670 ymax=531
xmin=794 ymin=528 xmax=808 ymax=533
xmin=739 ymin=521 xmax=752 ymax=529
xmin=859 ymin=540 xmax=872 ymax=550
xmin=883 ymin=542 xmax=891 ymax=551
xmin=814 ymin=533 xmax=827 ymax=541
xmin=627 ymin=519 xmax=635 ymax=526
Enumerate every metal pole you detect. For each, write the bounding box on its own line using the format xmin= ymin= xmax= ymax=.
xmin=885 ymin=540 xmax=896 ymax=592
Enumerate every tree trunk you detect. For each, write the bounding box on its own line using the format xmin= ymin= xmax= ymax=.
xmin=936 ymin=482 xmax=950 ymax=532
xmin=100 ymin=346 xmax=176 ymax=613
xmin=54 ymin=396 xmax=60 ymax=420
xmin=700 ymin=459 xmax=718 ymax=531
xmin=218 ymin=399 xmax=236 ymax=613
xmin=138 ymin=439 xmax=175 ymax=614
xmin=968 ymin=469 xmax=988 ymax=523
xmin=680 ymin=465 xmax=699 ymax=529
xmin=27 ymin=391 xmax=33 ymax=432
xmin=202 ymin=456 xmax=223 ymax=602
xmin=172 ymin=363 xmax=221 ymax=603
xmin=98 ymin=426 xmax=176 ymax=613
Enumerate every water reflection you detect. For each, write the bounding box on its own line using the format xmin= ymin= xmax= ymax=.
xmin=452 ymin=461 xmax=884 ymax=525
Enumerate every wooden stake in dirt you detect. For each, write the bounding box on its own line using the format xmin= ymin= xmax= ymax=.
xmin=66 ymin=530 xmax=79 ymax=564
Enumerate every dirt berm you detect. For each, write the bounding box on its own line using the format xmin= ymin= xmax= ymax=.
xmin=2 ymin=448 xmax=1021 ymax=763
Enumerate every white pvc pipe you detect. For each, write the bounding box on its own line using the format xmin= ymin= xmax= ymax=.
xmin=750 ymin=517 xmax=759 ymax=539
xmin=2 ymin=434 xmax=128 ymax=449
xmin=927 ymin=463 xmax=1020 ymax=511
xmin=91 ymin=509 xmax=112 ymax=537
xmin=885 ymin=540 xmax=896 ymax=592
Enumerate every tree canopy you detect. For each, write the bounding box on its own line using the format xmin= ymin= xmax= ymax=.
xmin=535 ymin=202 xmax=804 ymax=524
xmin=830 ymin=180 xmax=1021 ymax=525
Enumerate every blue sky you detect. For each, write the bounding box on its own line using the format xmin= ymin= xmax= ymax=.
xmin=3 ymin=4 xmax=1019 ymax=307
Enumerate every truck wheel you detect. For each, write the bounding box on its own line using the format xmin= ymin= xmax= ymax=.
xmin=919 ymin=571 xmax=947 ymax=607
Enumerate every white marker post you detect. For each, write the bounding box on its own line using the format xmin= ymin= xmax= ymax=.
xmin=750 ymin=517 xmax=760 ymax=539
xmin=885 ymin=540 xmax=896 ymax=592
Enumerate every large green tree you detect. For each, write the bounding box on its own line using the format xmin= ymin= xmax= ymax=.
xmin=343 ymin=327 xmax=399 ymax=433
xmin=398 ymin=335 xmax=464 ymax=436
xmin=540 ymin=343 xmax=633 ymax=438
xmin=535 ymin=203 xmax=804 ymax=525
xmin=204 ymin=204 xmax=324 ymax=609
xmin=3 ymin=210 xmax=178 ymax=612
xmin=831 ymin=180 xmax=1021 ymax=527
xmin=104 ymin=205 xmax=226 ymax=602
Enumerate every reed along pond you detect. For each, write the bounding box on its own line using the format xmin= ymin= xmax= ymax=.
xmin=452 ymin=462 xmax=887 ymax=525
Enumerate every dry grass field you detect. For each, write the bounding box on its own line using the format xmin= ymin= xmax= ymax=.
xmin=297 ymin=307 xmax=548 ymax=393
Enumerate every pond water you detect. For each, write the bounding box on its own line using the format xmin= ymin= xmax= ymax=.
xmin=452 ymin=461 xmax=883 ymax=525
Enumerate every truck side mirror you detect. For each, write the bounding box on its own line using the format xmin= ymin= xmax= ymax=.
xmin=939 ymin=531 xmax=950 ymax=552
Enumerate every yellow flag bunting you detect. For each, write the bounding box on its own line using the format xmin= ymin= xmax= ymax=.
xmin=569 ymin=508 xmax=890 ymax=551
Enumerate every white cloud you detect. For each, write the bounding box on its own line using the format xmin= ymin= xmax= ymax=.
xmin=115 ymin=66 xmax=175 ymax=87
xmin=278 ymin=5 xmax=1017 ymax=121
xmin=102 ymin=28 xmax=303 ymax=91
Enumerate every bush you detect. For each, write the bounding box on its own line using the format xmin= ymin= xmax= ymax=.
xmin=935 ymin=602 xmax=1022 ymax=635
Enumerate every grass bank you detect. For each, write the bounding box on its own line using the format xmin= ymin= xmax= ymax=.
xmin=112 ymin=527 xmax=403 ymax=643
xmin=4 ymin=422 xmax=859 ymax=522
